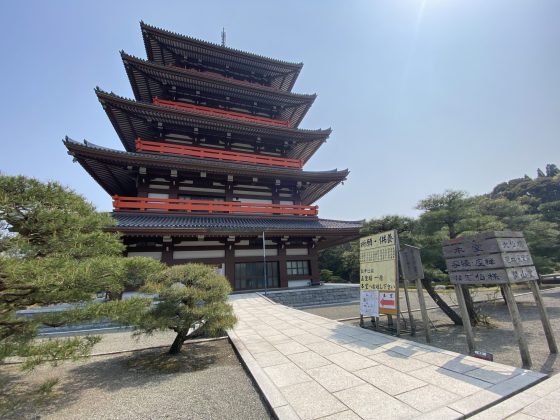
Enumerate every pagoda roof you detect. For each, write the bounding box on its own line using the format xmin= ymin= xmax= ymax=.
xmin=141 ymin=22 xmax=303 ymax=91
xmin=96 ymin=89 xmax=329 ymax=162
xmin=121 ymin=52 xmax=315 ymax=127
xmin=110 ymin=212 xmax=362 ymax=249
xmin=64 ymin=138 xmax=348 ymax=205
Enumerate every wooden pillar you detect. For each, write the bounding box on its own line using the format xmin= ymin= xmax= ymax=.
xmin=137 ymin=177 xmax=149 ymax=198
xmin=502 ymin=283 xmax=532 ymax=369
xmin=403 ymin=282 xmax=415 ymax=336
xmin=278 ymin=244 xmax=288 ymax=288
xmin=528 ymin=280 xmax=558 ymax=353
xmin=416 ymin=278 xmax=432 ymax=343
xmin=309 ymin=246 xmax=320 ymax=285
xmin=161 ymin=238 xmax=174 ymax=266
xmin=454 ymin=284 xmax=476 ymax=354
xmin=168 ymin=179 xmax=178 ymax=199
xmin=225 ymin=242 xmax=235 ymax=289
xmin=272 ymin=186 xmax=280 ymax=204
xmin=225 ymin=181 xmax=234 ymax=201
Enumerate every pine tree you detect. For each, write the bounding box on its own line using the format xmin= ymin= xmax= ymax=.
xmin=0 ymin=175 xmax=161 ymax=367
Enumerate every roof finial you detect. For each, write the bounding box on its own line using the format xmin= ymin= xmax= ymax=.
xmin=221 ymin=27 xmax=226 ymax=47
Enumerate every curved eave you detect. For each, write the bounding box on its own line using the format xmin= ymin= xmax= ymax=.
xmin=141 ymin=22 xmax=303 ymax=92
xmin=109 ymin=212 xmax=362 ymax=249
xmin=96 ymin=89 xmax=329 ymax=162
xmin=121 ymin=52 xmax=316 ymax=127
xmin=64 ymin=138 xmax=348 ymax=204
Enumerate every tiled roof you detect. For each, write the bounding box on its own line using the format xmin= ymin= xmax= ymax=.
xmin=120 ymin=52 xmax=315 ymax=127
xmin=95 ymin=89 xmax=329 ymax=162
xmin=113 ymin=212 xmax=363 ymax=231
xmin=64 ymin=138 xmax=348 ymax=205
xmin=140 ymin=22 xmax=302 ymax=92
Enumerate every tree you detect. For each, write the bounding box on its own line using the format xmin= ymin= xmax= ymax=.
xmin=133 ymin=264 xmax=237 ymax=354
xmin=0 ymin=175 xmax=160 ymax=367
xmin=490 ymin=165 xmax=560 ymax=213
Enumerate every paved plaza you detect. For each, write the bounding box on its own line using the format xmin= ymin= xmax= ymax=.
xmin=228 ymin=293 xmax=548 ymax=420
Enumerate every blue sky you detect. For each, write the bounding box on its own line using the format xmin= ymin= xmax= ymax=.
xmin=0 ymin=1 xmax=558 ymax=220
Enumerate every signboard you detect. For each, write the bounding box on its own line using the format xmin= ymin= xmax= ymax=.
xmin=445 ymin=252 xmax=533 ymax=272
xmin=443 ymin=236 xmax=528 ymax=259
xmin=360 ymin=230 xmax=398 ymax=315
xmin=379 ymin=291 xmax=396 ymax=313
xmin=443 ymin=232 xmax=534 ymax=286
xmin=448 ymin=266 xmax=539 ymax=285
xmin=360 ymin=290 xmax=379 ymax=317
xmin=442 ymin=230 xmax=557 ymax=368
xmin=399 ymin=245 xmax=424 ymax=282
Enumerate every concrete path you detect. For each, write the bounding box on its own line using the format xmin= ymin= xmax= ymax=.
xmin=228 ymin=293 xmax=547 ymax=420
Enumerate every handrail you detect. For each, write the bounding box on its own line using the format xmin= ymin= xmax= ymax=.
xmin=135 ymin=139 xmax=303 ymax=169
xmin=113 ymin=196 xmax=318 ymax=217
xmin=153 ymin=97 xmax=290 ymax=127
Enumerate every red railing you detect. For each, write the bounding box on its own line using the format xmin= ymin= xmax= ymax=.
xmin=153 ymin=97 xmax=290 ymax=128
xmin=136 ymin=139 xmax=303 ymax=169
xmin=113 ymin=196 xmax=318 ymax=217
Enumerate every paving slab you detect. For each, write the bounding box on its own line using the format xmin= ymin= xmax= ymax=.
xmin=228 ymin=293 xmax=547 ymax=419
xmin=287 ymin=351 xmax=331 ymax=370
xmin=470 ymin=373 xmax=560 ymax=420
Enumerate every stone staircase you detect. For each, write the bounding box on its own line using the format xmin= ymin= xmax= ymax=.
xmin=262 ymin=283 xmax=359 ymax=308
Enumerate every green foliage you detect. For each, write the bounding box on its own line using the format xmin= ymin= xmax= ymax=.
xmin=539 ymin=201 xmax=560 ymax=224
xmin=0 ymin=175 xmax=160 ymax=367
xmin=132 ymin=264 xmax=237 ymax=354
xmin=319 ymin=163 xmax=560 ymax=287
xmin=320 ymin=269 xmax=334 ymax=282
xmin=0 ymin=175 xmax=122 ymax=259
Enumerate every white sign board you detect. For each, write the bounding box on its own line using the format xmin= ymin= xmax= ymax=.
xmin=360 ymin=290 xmax=379 ymax=317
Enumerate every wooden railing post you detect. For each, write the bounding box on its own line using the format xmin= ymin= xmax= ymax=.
xmin=135 ymin=138 xmax=303 ymax=168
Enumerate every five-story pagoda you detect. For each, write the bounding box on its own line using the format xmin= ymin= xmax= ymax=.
xmin=65 ymin=22 xmax=362 ymax=290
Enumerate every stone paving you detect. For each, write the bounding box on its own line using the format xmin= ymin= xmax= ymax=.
xmin=470 ymin=373 xmax=560 ymax=420
xmin=228 ymin=293 xmax=547 ymax=420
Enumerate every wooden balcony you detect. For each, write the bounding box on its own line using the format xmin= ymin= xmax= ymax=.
xmin=113 ymin=196 xmax=318 ymax=217
xmin=135 ymin=139 xmax=304 ymax=169
xmin=153 ymin=97 xmax=290 ymax=128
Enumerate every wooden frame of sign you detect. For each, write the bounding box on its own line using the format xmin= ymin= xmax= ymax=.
xmin=400 ymin=244 xmax=432 ymax=343
xmin=443 ymin=231 xmax=557 ymax=369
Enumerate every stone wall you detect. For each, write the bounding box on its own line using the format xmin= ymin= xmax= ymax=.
xmin=262 ymin=284 xmax=359 ymax=308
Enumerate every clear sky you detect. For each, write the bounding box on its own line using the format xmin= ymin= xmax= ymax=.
xmin=1 ymin=1 xmax=558 ymax=221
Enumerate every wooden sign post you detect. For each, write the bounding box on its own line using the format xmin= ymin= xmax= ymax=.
xmin=359 ymin=230 xmax=400 ymax=335
xmin=400 ymin=244 xmax=431 ymax=343
xmin=443 ymin=231 xmax=557 ymax=369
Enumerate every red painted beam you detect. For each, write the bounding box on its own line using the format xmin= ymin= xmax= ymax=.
xmin=113 ymin=196 xmax=318 ymax=216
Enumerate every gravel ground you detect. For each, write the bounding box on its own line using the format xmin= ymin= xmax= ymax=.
xmin=1 ymin=338 xmax=272 ymax=420
xmin=303 ymin=286 xmax=560 ymax=375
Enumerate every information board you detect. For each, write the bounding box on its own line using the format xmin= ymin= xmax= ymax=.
xmin=359 ymin=230 xmax=398 ymax=315
xmin=360 ymin=290 xmax=379 ymax=317
xmin=441 ymin=231 xmax=557 ymax=368
xmin=399 ymin=244 xmax=424 ymax=282
xmin=443 ymin=231 xmax=536 ymax=285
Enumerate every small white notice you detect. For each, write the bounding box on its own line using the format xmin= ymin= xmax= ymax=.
xmin=360 ymin=290 xmax=379 ymax=317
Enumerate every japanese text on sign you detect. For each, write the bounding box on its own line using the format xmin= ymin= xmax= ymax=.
xmin=360 ymin=230 xmax=399 ymax=315
xmin=359 ymin=230 xmax=397 ymax=291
